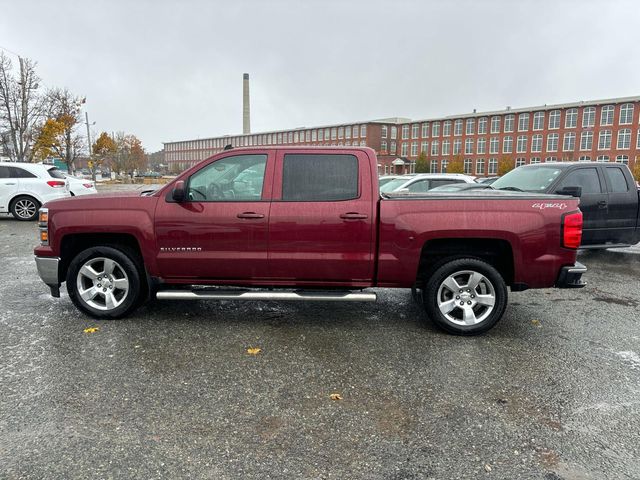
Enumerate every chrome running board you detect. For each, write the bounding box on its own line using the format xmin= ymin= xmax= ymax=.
xmin=156 ymin=289 xmax=377 ymax=302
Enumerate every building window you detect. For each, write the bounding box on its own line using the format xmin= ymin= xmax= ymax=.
xmin=352 ymin=126 xmax=359 ymax=138
xmin=476 ymin=158 xmax=485 ymax=175
xmin=329 ymin=128 xmax=336 ymax=140
xmin=430 ymin=160 xmax=438 ymax=173
xmin=477 ymin=138 xmax=486 ymax=154
xmin=544 ymin=156 xmax=557 ymax=163
xmin=441 ymin=159 xmax=448 ymax=173
xmin=530 ymin=157 xmax=541 ymax=164
xmin=433 ymin=122 xmax=442 ymax=137
xmin=478 ymin=117 xmax=487 ymax=134
xmin=442 ymin=140 xmax=450 ymax=155
xmin=360 ymin=125 xmax=366 ymax=137
xmin=516 ymin=135 xmax=527 ymax=153
xmin=491 ymin=116 xmax=501 ymax=133
xmin=582 ymin=107 xmax=595 ymax=127
xmin=563 ymin=132 xmax=575 ymax=151
xmin=598 ymin=130 xmax=611 ymax=150
xmin=565 ymin=108 xmax=578 ymax=128
xmin=532 ymin=134 xmax=542 ymax=152
xmin=549 ymin=110 xmax=560 ymax=129
xmin=402 ymin=125 xmax=409 ymax=139
xmin=464 ymin=158 xmax=472 ymax=174
xmin=488 ymin=158 xmax=498 ymax=174
xmin=580 ymin=131 xmax=593 ymax=150
xmin=410 ymin=142 xmax=418 ymax=156
xmin=454 ymin=119 xmax=463 ymax=136
xmin=533 ymin=111 xmax=544 ymax=130
xmin=518 ymin=113 xmax=529 ymax=131
xmin=390 ymin=141 xmax=396 ymax=154
xmin=466 ymin=118 xmax=475 ymax=135
xmin=325 ymin=128 xmax=330 ymax=140
xmin=596 ymin=155 xmax=609 ymax=162
xmin=490 ymin=137 xmax=499 ymax=154
xmin=503 ymin=136 xmax=513 ymax=153
xmin=345 ymin=126 xmax=351 ymax=139
xmin=504 ymin=114 xmax=514 ymax=133
xmin=619 ymin=103 xmax=634 ymax=124
xmin=338 ymin=127 xmax=344 ymax=139
xmin=381 ymin=126 xmax=387 ymax=138
xmin=637 ymin=130 xmax=640 ymax=149
xmin=421 ymin=141 xmax=428 ymax=153
xmin=617 ymin=128 xmax=631 ymax=149
xmin=516 ymin=157 xmax=526 ymax=167
xmin=578 ymin=156 xmax=591 ymax=162
xmin=431 ymin=141 xmax=439 ymax=156
xmin=390 ymin=126 xmax=397 ymax=139
xmin=465 ymin=138 xmax=473 ymax=154
xmin=294 ymin=132 xmax=299 ymax=143
xmin=381 ymin=141 xmax=387 ymax=152
xmin=453 ymin=139 xmax=462 ymax=155
xmin=547 ymin=133 xmax=559 ymax=152
xmin=420 ymin=123 xmax=429 ymax=138
xmin=411 ymin=124 xmax=419 ymax=139
xmin=360 ymin=140 xmax=366 ymax=146
xmin=401 ymin=143 xmax=408 ymax=156
xmin=600 ymin=105 xmax=614 ymax=126
xmin=441 ymin=121 xmax=449 ymax=136
xmin=616 ymin=155 xmax=629 ymax=164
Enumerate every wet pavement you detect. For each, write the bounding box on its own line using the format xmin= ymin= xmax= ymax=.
xmin=0 ymin=214 xmax=639 ymax=479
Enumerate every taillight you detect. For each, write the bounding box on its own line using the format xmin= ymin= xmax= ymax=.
xmin=83 ymin=183 xmax=93 ymax=189
xmin=562 ymin=211 xmax=583 ymax=249
xmin=46 ymin=180 xmax=66 ymax=188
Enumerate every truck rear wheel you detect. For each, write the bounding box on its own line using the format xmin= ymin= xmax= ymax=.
xmin=66 ymin=246 xmax=143 ymax=319
xmin=423 ymin=257 xmax=507 ymax=335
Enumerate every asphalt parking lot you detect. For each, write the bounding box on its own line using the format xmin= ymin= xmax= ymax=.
xmin=1 ymin=205 xmax=639 ymax=479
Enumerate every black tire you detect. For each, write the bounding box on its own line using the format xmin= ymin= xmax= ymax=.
xmin=422 ymin=257 xmax=507 ymax=335
xmin=10 ymin=195 xmax=40 ymax=221
xmin=66 ymin=246 xmax=143 ymax=319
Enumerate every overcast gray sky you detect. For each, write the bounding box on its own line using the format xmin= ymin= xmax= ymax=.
xmin=1 ymin=0 xmax=639 ymax=152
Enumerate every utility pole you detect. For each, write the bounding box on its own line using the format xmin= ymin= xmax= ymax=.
xmin=85 ymin=111 xmax=95 ymax=181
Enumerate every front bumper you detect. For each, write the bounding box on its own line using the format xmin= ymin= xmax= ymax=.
xmin=35 ymin=256 xmax=61 ymax=297
xmin=555 ymin=261 xmax=587 ymax=288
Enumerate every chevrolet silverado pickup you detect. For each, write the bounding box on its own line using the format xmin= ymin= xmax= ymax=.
xmin=34 ymin=147 xmax=586 ymax=335
xmin=491 ymin=162 xmax=640 ymax=248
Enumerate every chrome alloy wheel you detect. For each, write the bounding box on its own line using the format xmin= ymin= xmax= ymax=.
xmin=76 ymin=257 xmax=130 ymax=311
xmin=14 ymin=198 xmax=37 ymax=219
xmin=436 ymin=270 xmax=496 ymax=326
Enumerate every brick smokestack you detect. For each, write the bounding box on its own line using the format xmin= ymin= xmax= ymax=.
xmin=243 ymin=73 xmax=250 ymax=134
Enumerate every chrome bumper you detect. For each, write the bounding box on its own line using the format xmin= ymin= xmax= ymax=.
xmin=35 ymin=256 xmax=61 ymax=297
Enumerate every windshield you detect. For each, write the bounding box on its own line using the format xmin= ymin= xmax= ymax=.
xmin=380 ymin=178 xmax=409 ymax=192
xmin=491 ymin=166 xmax=563 ymax=192
xmin=378 ymin=177 xmax=397 ymax=187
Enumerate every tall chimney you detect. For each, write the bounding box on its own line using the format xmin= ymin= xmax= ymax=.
xmin=242 ymin=73 xmax=250 ymax=134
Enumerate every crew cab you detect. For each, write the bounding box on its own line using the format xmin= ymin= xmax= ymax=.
xmin=491 ymin=162 xmax=640 ymax=248
xmin=34 ymin=147 xmax=586 ymax=335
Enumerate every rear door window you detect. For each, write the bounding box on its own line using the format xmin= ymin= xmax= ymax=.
xmin=406 ymin=179 xmax=430 ymax=192
xmin=0 ymin=166 xmax=9 ymax=178
xmin=8 ymin=167 xmax=36 ymax=178
xmin=605 ymin=167 xmax=629 ymax=193
xmin=281 ymin=154 xmax=358 ymax=201
xmin=430 ymin=178 xmax=464 ymax=189
xmin=558 ymin=168 xmax=602 ymax=194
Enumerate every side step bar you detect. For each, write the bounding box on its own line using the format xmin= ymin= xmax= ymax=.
xmin=156 ymin=289 xmax=377 ymax=302
xmin=579 ymin=243 xmax=631 ymax=250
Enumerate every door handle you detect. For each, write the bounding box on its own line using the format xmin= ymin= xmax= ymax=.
xmin=237 ymin=212 xmax=265 ymax=219
xmin=340 ymin=212 xmax=368 ymax=220
xmin=3 ymin=182 xmax=16 ymax=185
xmin=597 ymin=200 xmax=607 ymax=209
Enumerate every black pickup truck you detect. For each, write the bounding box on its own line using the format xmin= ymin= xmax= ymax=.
xmin=491 ymin=162 xmax=640 ymax=248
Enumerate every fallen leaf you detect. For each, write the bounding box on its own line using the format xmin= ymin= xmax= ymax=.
xmin=83 ymin=327 xmax=100 ymax=334
xmin=484 ymin=464 xmax=492 ymax=472
xmin=247 ymin=347 xmax=261 ymax=355
xmin=330 ymin=393 xmax=343 ymax=401
xmin=531 ymin=319 xmax=541 ymax=327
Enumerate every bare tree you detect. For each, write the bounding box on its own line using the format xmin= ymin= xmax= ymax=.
xmin=0 ymin=52 xmax=44 ymax=162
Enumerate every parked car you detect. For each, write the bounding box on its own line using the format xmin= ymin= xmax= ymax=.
xmin=63 ymin=173 xmax=98 ymax=196
xmin=378 ymin=174 xmax=414 ymax=188
xmin=476 ymin=176 xmax=500 ymax=185
xmin=0 ymin=162 xmax=70 ymax=220
xmin=379 ymin=173 xmax=476 ymax=193
xmin=429 ymin=182 xmax=493 ymax=193
xmin=491 ymin=162 xmax=640 ymax=248
xmin=34 ymin=147 xmax=586 ymax=336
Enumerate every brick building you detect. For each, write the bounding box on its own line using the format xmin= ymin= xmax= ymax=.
xmin=164 ymin=95 xmax=640 ymax=176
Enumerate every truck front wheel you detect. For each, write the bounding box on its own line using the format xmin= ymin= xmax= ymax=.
xmin=423 ymin=258 xmax=507 ymax=335
xmin=66 ymin=246 xmax=143 ymax=319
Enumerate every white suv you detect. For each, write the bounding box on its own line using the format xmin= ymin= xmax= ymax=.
xmin=0 ymin=162 xmax=71 ymax=220
xmin=379 ymin=173 xmax=476 ymax=193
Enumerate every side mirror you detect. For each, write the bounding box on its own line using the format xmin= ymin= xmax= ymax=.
xmin=556 ymin=185 xmax=582 ymax=197
xmin=172 ymin=180 xmax=186 ymax=202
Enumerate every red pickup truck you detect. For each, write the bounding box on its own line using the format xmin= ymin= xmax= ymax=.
xmin=34 ymin=147 xmax=586 ymax=335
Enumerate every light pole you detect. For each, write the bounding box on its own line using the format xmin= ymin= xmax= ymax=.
xmin=84 ymin=111 xmax=96 ymax=181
